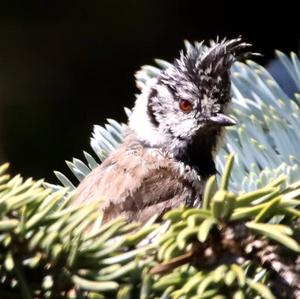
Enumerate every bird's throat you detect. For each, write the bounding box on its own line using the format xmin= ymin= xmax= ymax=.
xmin=174 ymin=129 xmax=220 ymax=179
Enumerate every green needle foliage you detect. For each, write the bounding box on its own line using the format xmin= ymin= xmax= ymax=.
xmin=2 ymin=155 xmax=300 ymax=298
xmin=0 ymin=163 xmax=158 ymax=298
xmin=1 ymin=46 xmax=300 ymax=298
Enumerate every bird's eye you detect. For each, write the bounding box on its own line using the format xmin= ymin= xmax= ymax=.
xmin=179 ymin=99 xmax=193 ymax=112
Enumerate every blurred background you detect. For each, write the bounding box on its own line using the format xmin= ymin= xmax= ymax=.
xmin=0 ymin=0 xmax=298 ymax=182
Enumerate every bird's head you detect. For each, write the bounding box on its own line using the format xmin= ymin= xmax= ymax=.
xmin=129 ymin=37 xmax=251 ymax=153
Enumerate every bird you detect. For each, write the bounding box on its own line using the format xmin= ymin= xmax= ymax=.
xmin=74 ymin=37 xmax=251 ymax=224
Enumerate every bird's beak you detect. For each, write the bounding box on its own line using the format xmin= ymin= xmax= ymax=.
xmin=207 ymin=113 xmax=237 ymax=126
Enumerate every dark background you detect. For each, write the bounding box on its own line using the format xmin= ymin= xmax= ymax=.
xmin=0 ymin=0 xmax=298 ymax=182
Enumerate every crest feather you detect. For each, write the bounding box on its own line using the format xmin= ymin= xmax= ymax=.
xmin=181 ymin=37 xmax=252 ymax=78
xmin=159 ymin=37 xmax=253 ymax=92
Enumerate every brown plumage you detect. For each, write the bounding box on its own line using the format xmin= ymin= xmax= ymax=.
xmin=74 ymin=132 xmax=203 ymax=223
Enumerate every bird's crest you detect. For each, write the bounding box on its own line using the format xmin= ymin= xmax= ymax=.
xmin=161 ymin=37 xmax=252 ymax=89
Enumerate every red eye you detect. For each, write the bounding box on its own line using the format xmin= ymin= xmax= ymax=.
xmin=179 ymin=99 xmax=193 ymax=112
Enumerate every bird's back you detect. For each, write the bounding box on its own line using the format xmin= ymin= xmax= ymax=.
xmin=74 ymin=133 xmax=203 ymax=223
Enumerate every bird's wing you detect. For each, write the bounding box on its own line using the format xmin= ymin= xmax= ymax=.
xmin=74 ymin=142 xmax=195 ymax=223
xmin=102 ymin=164 xmax=194 ymax=222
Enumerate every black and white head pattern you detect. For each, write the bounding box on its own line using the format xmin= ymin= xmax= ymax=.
xmin=129 ymin=37 xmax=251 ymax=153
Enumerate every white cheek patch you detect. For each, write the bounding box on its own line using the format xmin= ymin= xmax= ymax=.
xmin=170 ymin=117 xmax=198 ymax=138
xmin=129 ymin=81 xmax=168 ymax=146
